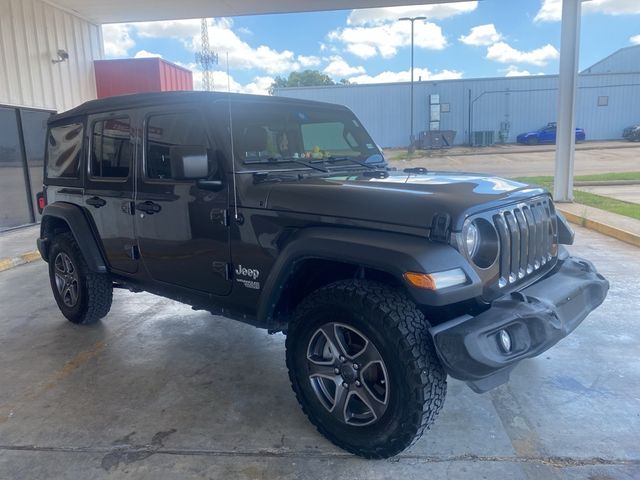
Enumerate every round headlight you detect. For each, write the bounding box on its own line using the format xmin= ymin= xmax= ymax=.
xmin=463 ymin=218 xmax=499 ymax=269
xmin=465 ymin=222 xmax=479 ymax=257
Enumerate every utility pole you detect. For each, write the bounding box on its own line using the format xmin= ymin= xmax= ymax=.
xmin=399 ymin=16 xmax=425 ymax=154
xmin=195 ymin=18 xmax=219 ymax=91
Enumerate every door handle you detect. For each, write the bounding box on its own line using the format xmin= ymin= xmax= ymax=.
xmin=86 ymin=196 xmax=106 ymax=208
xmin=136 ymin=201 xmax=162 ymax=215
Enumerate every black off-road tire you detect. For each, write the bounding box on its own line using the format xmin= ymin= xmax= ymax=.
xmin=48 ymin=232 xmax=113 ymax=325
xmin=285 ymin=280 xmax=447 ymax=458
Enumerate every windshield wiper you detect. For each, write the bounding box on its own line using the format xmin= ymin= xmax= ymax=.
xmin=313 ymin=155 xmax=384 ymax=170
xmin=244 ymin=157 xmax=328 ymax=173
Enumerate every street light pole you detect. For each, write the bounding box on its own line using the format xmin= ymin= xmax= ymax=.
xmin=399 ymin=16 xmax=425 ymax=154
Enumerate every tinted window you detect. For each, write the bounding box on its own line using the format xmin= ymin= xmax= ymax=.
xmin=91 ymin=118 xmax=132 ymax=179
xmin=146 ymin=112 xmax=209 ymax=180
xmin=231 ymin=103 xmax=379 ymax=168
xmin=301 ymin=122 xmax=358 ymax=154
xmin=46 ymin=123 xmax=83 ymax=178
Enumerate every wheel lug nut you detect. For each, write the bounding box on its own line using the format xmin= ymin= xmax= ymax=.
xmin=339 ymin=356 xmax=345 ymax=362
xmin=355 ymin=380 xmax=361 ymax=387
xmin=353 ymin=363 xmax=359 ymax=370
xmin=334 ymin=368 xmax=340 ymax=374
xmin=342 ymin=382 xmax=349 ymax=388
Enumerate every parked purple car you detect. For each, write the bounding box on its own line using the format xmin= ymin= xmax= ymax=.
xmin=517 ymin=122 xmax=586 ymax=145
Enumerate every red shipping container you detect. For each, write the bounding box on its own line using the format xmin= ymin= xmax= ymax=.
xmin=94 ymin=57 xmax=193 ymax=98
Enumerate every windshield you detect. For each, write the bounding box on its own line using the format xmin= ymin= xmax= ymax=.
xmin=228 ymin=101 xmax=382 ymax=170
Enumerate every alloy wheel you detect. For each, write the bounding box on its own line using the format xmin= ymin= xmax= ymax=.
xmin=54 ymin=252 xmax=79 ymax=308
xmin=306 ymin=322 xmax=389 ymax=426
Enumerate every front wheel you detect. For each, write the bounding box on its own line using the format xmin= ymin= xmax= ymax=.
xmin=286 ymin=280 xmax=446 ymax=458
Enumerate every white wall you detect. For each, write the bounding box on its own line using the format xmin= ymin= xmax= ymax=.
xmin=0 ymin=0 xmax=103 ymax=112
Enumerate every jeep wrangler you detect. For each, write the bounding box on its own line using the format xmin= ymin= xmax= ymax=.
xmin=37 ymin=92 xmax=609 ymax=458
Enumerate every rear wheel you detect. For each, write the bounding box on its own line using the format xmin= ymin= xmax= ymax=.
xmin=48 ymin=232 xmax=113 ymax=325
xmin=286 ymin=280 xmax=446 ymax=458
xmin=527 ymin=137 xmax=539 ymax=145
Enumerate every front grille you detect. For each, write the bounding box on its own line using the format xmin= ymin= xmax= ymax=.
xmin=492 ymin=198 xmax=556 ymax=288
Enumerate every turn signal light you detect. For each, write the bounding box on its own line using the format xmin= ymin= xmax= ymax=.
xmin=403 ymin=272 xmax=437 ymax=290
xmin=404 ymin=268 xmax=468 ymax=290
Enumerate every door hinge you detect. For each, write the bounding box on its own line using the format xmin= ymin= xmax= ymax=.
xmin=124 ymin=244 xmax=140 ymax=259
xmin=121 ymin=200 xmax=135 ymax=215
xmin=210 ymin=208 xmax=230 ymax=226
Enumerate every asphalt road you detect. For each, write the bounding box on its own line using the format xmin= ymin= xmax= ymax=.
xmin=387 ymin=142 xmax=640 ymax=178
xmin=0 ymin=225 xmax=639 ymax=479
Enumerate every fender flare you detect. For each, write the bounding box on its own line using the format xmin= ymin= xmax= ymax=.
xmin=39 ymin=202 xmax=107 ymax=273
xmin=257 ymin=227 xmax=482 ymax=323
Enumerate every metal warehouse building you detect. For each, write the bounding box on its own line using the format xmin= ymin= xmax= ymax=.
xmin=275 ymin=46 xmax=640 ymax=148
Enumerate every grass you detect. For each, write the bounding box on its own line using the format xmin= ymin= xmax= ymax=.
xmin=515 ymin=172 xmax=640 ymax=221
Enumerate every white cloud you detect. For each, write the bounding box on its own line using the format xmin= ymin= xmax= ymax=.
xmin=111 ymin=18 xmax=302 ymax=74
xmin=348 ymin=67 xmax=462 ymax=84
xmin=177 ymin=61 xmax=272 ymax=95
xmin=504 ymin=66 xmax=545 ymax=77
xmin=535 ymin=0 xmax=640 ymax=22
xmin=459 ymin=24 xmax=502 ymax=46
xmin=329 ymin=21 xmax=446 ymax=60
xmin=487 ymin=41 xmax=559 ymax=66
xmin=298 ymin=55 xmax=321 ymax=67
xmin=323 ymin=56 xmax=366 ymax=78
xmin=102 ymin=24 xmax=134 ymax=57
xmin=134 ymin=50 xmax=162 ymax=58
xmin=347 ymin=2 xmax=478 ymax=25
xmin=631 ymin=34 xmax=640 ymax=45
xmin=241 ymin=76 xmax=275 ymax=95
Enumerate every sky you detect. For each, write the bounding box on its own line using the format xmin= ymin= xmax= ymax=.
xmin=101 ymin=0 xmax=640 ymax=94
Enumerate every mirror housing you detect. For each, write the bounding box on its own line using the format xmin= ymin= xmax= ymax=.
xmin=170 ymin=146 xmax=209 ymax=180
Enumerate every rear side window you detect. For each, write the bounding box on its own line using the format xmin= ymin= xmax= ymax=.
xmin=90 ymin=118 xmax=132 ymax=179
xmin=146 ymin=112 xmax=209 ymax=180
xmin=46 ymin=123 xmax=83 ymax=178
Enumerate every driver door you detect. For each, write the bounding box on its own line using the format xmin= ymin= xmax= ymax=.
xmin=134 ymin=109 xmax=231 ymax=295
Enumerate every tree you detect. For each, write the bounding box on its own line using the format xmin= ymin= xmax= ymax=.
xmin=269 ymin=70 xmax=335 ymax=94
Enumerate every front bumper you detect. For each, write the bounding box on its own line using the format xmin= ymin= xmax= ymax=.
xmin=429 ymin=256 xmax=609 ymax=393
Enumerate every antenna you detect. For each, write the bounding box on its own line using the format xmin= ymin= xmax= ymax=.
xmin=195 ymin=18 xmax=218 ymax=91
xmin=226 ymin=52 xmax=239 ymax=221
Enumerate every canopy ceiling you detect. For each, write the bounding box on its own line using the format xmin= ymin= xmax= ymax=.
xmin=47 ymin=0 xmax=477 ymax=24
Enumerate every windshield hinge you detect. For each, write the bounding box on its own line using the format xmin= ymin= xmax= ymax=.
xmin=430 ymin=213 xmax=451 ymax=243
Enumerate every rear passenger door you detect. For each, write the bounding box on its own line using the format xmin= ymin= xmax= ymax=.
xmin=84 ymin=113 xmax=137 ymax=274
xmin=135 ymin=109 xmax=231 ymax=295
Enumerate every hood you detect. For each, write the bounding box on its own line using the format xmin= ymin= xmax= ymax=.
xmin=261 ymin=171 xmax=547 ymax=231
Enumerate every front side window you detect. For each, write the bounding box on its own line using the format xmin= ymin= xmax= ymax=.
xmin=90 ymin=118 xmax=132 ymax=179
xmin=46 ymin=123 xmax=83 ymax=178
xmin=146 ymin=112 xmax=210 ymax=180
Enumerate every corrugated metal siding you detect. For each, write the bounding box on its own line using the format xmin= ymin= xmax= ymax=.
xmin=276 ymin=72 xmax=640 ymax=148
xmin=582 ymin=46 xmax=640 ymax=74
xmin=0 ymin=0 xmax=101 ymax=112
xmin=95 ymin=58 xmax=193 ymax=98
xmin=159 ymin=59 xmax=193 ymax=92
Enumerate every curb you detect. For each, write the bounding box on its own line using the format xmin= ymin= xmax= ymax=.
xmin=0 ymin=251 xmax=42 ymax=273
xmin=558 ymin=208 xmax=640 ymax=248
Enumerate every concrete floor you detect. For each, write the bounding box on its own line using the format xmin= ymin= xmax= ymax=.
xmin=0 ymin=225 xmax=639 ymax=479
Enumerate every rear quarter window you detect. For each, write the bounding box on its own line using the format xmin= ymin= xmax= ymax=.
xmin=46 ymin=123 xmax=83 ymax=179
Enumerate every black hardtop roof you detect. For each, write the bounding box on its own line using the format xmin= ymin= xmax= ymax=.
xmin=49 ymin=91 xmax=346 ymax=124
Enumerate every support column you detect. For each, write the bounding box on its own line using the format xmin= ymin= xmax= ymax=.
xmin=554 ymin=0 xmax=582 ymax=202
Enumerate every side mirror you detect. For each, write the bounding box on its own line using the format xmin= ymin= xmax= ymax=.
xmin=170 ymin=146 xmax=209 ymax=180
